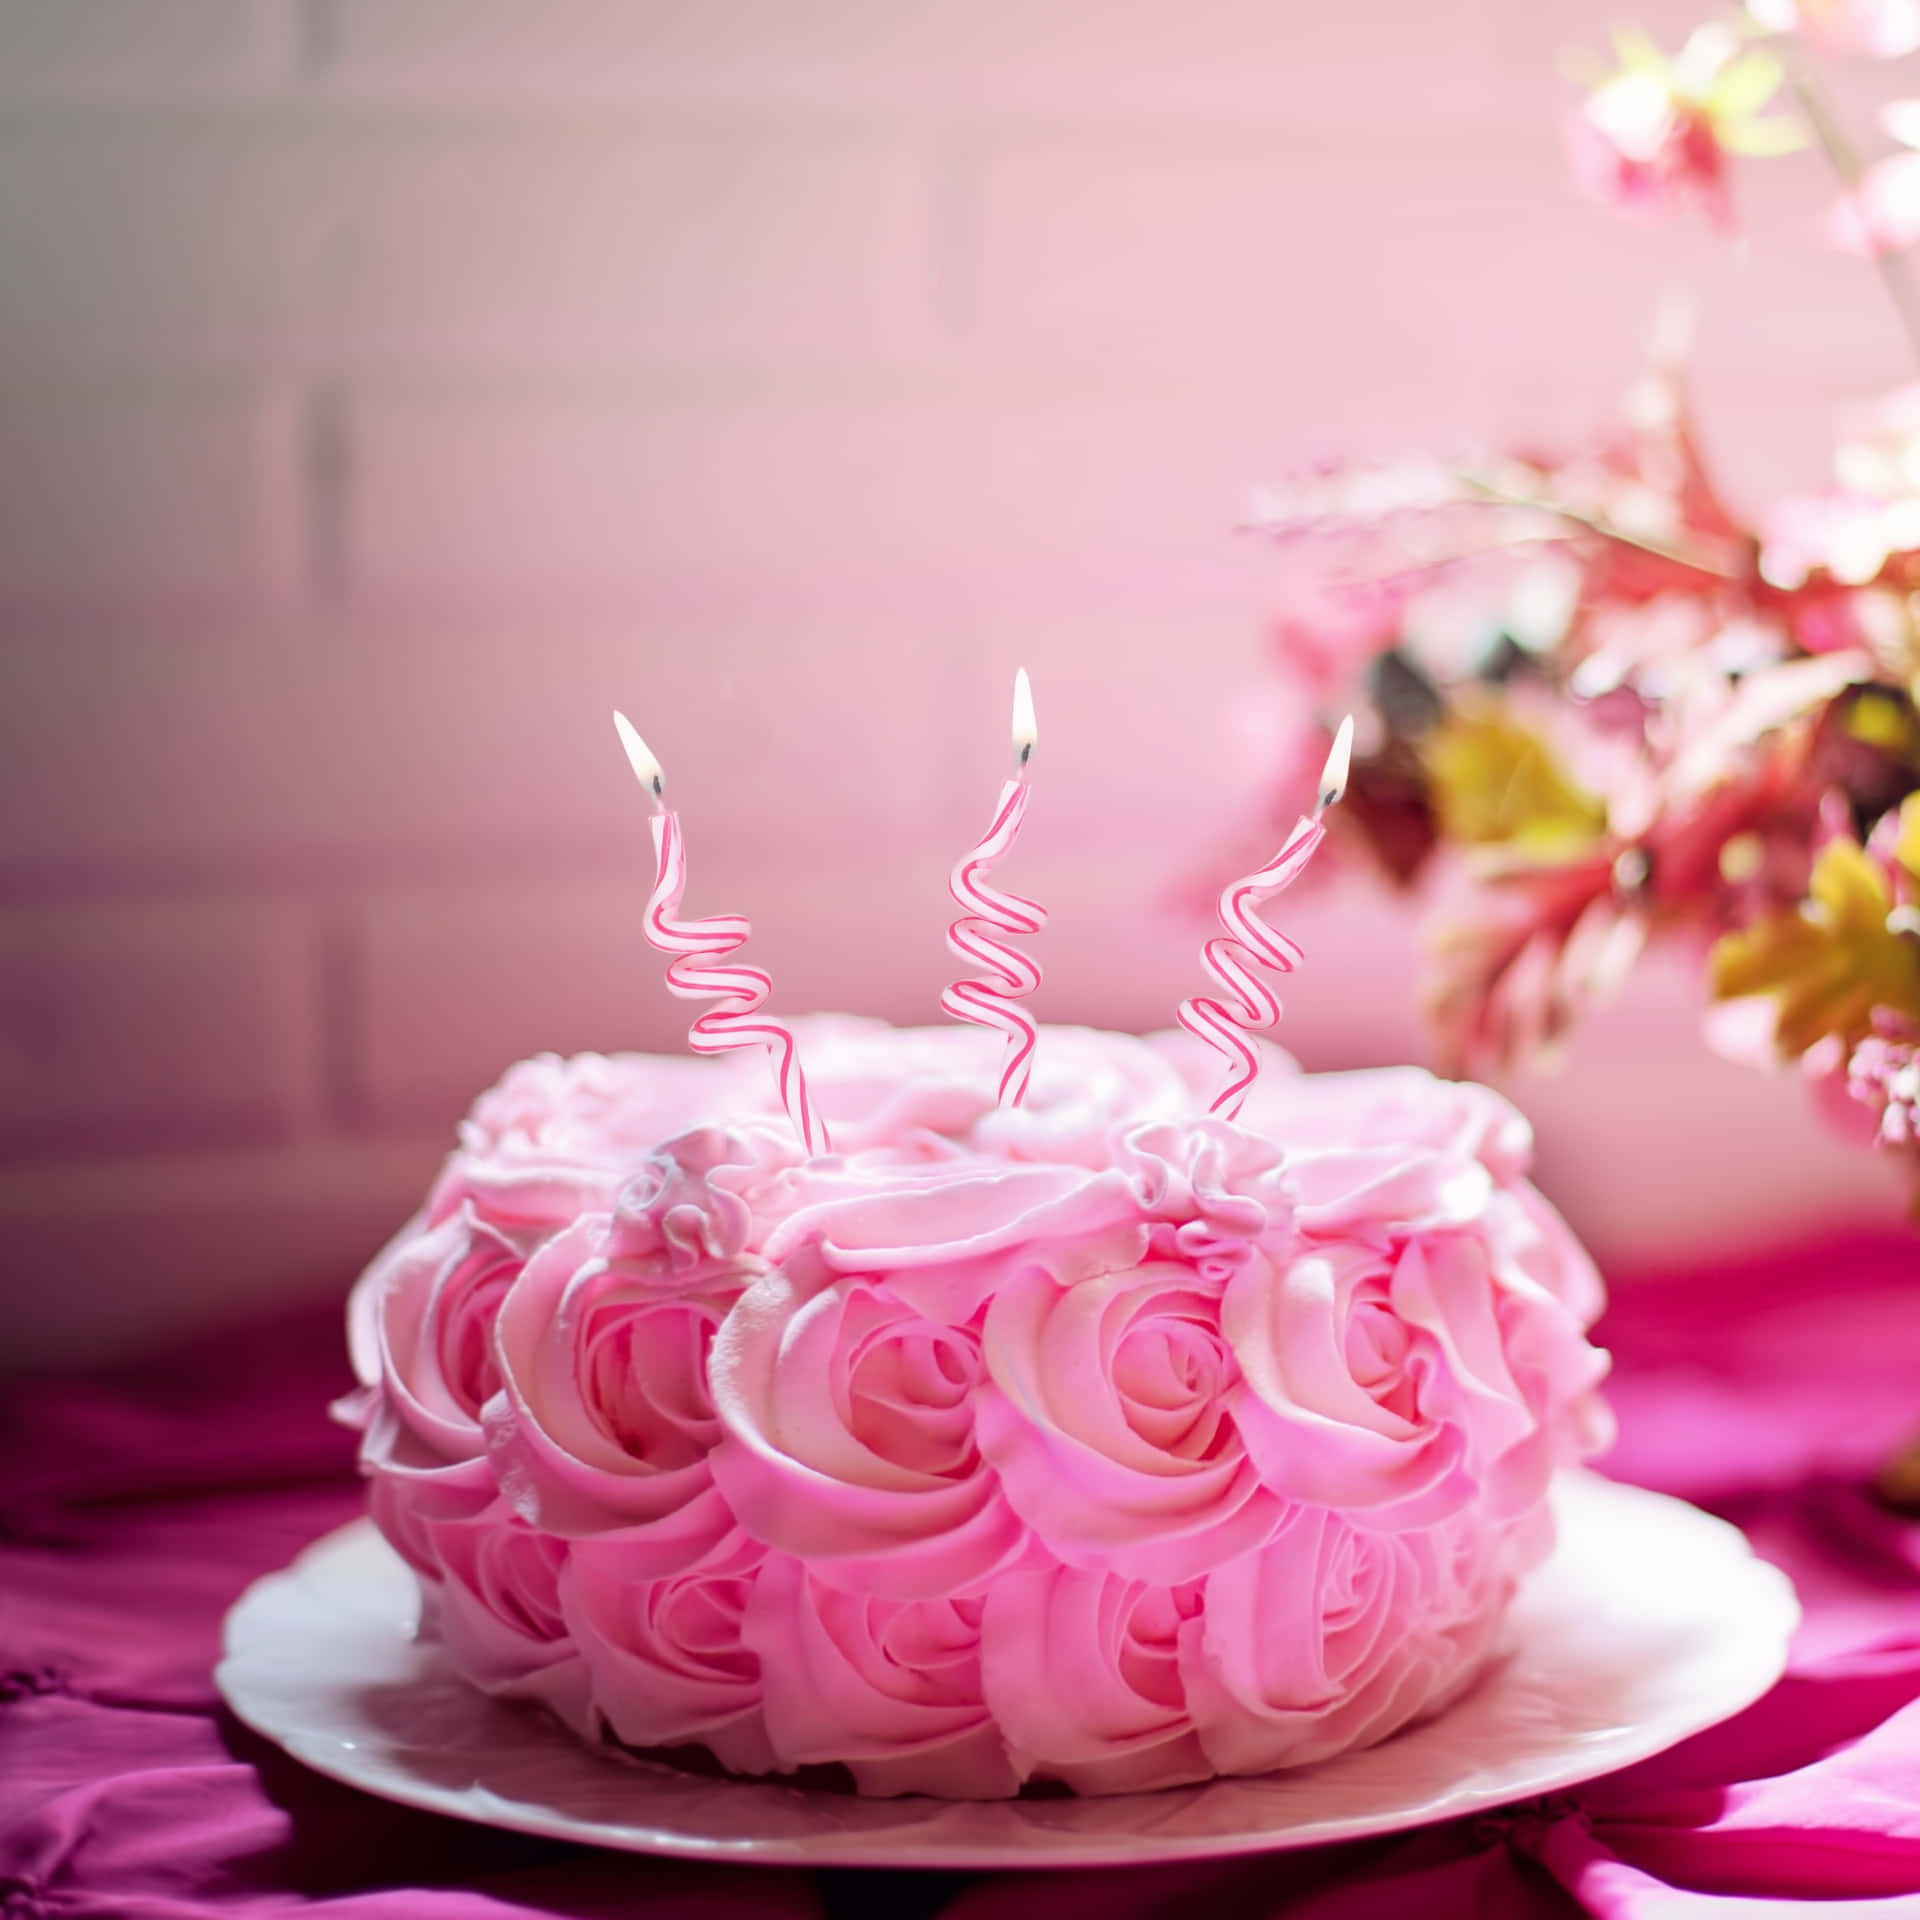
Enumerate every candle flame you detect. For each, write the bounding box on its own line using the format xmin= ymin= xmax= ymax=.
xmin=613 ymin=709 xmax=666 ymax=807
xmin=1012 ymin=668 xmax=1037 ymax=772
xmin=1317 ymin=713 xmax=1354 ymax=815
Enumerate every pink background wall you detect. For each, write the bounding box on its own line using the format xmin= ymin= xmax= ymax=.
xmin=1 ymin=0 xmax=1909 ymax=1366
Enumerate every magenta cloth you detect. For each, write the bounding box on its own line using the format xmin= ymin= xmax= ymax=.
xmin=8 ymin=1237 xmax=1920 ymax=1917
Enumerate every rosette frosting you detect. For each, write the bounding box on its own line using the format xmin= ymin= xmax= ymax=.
xmin=339 ymin=1019 xmax=1612 ymax=1798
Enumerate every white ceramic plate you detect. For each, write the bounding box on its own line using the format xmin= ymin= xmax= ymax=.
xmin=217 ymin=1472 xmax=1798 ymax=1870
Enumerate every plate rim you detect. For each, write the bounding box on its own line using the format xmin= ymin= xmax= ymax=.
xmin=217 ymin=1471 xmax=1800 ymax=1871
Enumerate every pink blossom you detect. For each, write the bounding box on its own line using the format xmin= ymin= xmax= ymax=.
xmin=1849 ymin=1021 xmax=1920 ymax=1145
xmin=1759 ymin=489 xmax=1920 ymax=587
xmin=1830 ymin=103 xmax=1920 ymax=254
xmin=1828 ymin=151 xmax=1920 ymax=254
xmin=1568 ymin=29 xmax=1803 ymax=229
xmin=1569 ymin=85 xmax=1733 ymax=226
xmin=1835 ymin=381 xmax=1920 ymax=495
xmin=1749 ymin=0 xmax=1920 ymax=56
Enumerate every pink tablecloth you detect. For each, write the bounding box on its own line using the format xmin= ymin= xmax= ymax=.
xmin=9 ymin=1233 xmax=1920 ymax=1919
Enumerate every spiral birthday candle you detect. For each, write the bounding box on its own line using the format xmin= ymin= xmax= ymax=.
xmin=943 ymin=670 xmax=1046 ymax=1107
xmin=614 ymin=712 xmax=828 ymax=1155
xmin=1178 ymin=715 xmax=1353 ymax=1121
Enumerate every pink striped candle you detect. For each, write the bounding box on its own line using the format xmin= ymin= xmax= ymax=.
xmin=942 ymin=669 xmax=1046 ymax=1107
xmin=1178 ymin=715 xmax=1353 ymax=1121
xmin=613 ymin=711 xmax=828 ymax=1155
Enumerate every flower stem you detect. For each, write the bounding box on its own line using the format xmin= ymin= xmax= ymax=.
xmin=1455 ymin=471 xmax=1742 ymax=580
xmin=1785 ymin=43 xmax=1920 ymax=375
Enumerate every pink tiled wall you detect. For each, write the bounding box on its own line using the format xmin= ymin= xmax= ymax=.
xmin=2 ymin=0 xmax=1908 ymax=1364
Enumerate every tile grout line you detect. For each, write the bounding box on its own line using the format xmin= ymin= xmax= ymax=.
xmin=302 ymin=382 xmax=350 ymax=612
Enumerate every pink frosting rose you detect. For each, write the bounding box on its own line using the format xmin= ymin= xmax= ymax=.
xmin=561 ymin=1529 xmax=777 ymax=1776
xmin=1225 ymin=1224 xmax=1601 ymax=1529
xmin=979 ymin=1561 xmax=1209 ymax=1794
xmin=976 ymin=1251 xmax=1289 ymax=1580
xmin=709 ymin=1262 xmax=1024 ymax=1599
xmin=1214 ymin=1073 xmax=1611 ymax=1530
xmin=708 ymin=1163 xmax=1146 ymax=1597
xmin=409 ymin=1499 xmax=592 ymax=1735
xmin=341 ymin=1202 xmax=535 ymax=1522
xmin=485 ymin=1213 xmax=736 ymax=1554
xmin=1109 ymin=1118 xmax=1295 ymax=1255
xmin=341 ymin=1063 xmax=768 ymax=1536
xmin=1478 ymin=1192 xmax=1617 ymax=1471
xmin=607 ymin=1120 xmax=805 ymax=1271
xmin=1181 ymin=1503 xmax=1516 ymax=1776
xmin=365 ymin=1469 xmax=445 ymax=1581
xmin=485 ymin=1126 xmax=803 ymax=1551
xmin=744 ymin=1554 xmax=1023 ymax=1797
xmin=970 ymin=1120 xmax=1360 ymax=1583
xmin=1483 ymin=1181 xmax=1608 ymax=1332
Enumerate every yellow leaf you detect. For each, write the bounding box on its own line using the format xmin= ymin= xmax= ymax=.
xmin=1423 ymin=711 xmax=1607 ymax=856
xmin=1708 ymin=839 xmax=1920 ymax=1056
xmin=1716 ymin=114 xmax=1809 ymax=156
xmin=1894 ymin=792 xmax=1920 ymax=885
xmin=1611 ymin=24 xmax=1667 ymax=71
xmin=1709 ymin=48 xmax=1785 ymax=119
xmin=1847 ymin=687 xmax=1918 ymax=755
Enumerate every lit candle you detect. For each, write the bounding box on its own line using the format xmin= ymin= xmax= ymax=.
xmin=942 ymin=669 xmax=1046 ymax=1107
xmin=1178 ymin=714 xmax=1353 ymax=1121
xmin=613 ymin=711 xmax=828 ymax=1154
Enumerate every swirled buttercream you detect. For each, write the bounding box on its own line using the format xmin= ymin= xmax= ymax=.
xmin=340 ymin=1019 xmax=1612 ymax=1797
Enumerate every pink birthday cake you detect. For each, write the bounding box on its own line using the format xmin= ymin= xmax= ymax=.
xmin=337 ymin=1017 xmax=1613 ymax=1798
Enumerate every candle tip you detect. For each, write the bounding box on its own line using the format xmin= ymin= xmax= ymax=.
xmin=613 ymin=709 xmax=666 ymax=806
xmin=1317 ymin=714 xmax=1354 ymax=815
xmin=1011 ymin=668 xmax=1037 ymax=771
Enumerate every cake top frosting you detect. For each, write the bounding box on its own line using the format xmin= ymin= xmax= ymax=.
xmin=365 ymin=1018 xmax=1608 ymax=1507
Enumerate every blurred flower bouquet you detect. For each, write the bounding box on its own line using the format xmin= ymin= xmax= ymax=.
xmin=1249 ymin=0 xmax=1920 ymax=1214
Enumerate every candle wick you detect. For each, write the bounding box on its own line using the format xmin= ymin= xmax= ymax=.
xmin=1010 ymin=667 xmax=1037 ymax=783
xmin=1315 ymin=713 xmax=1355 ymax=819
xmin=613 ymin=709 xmax=669 ymax=813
